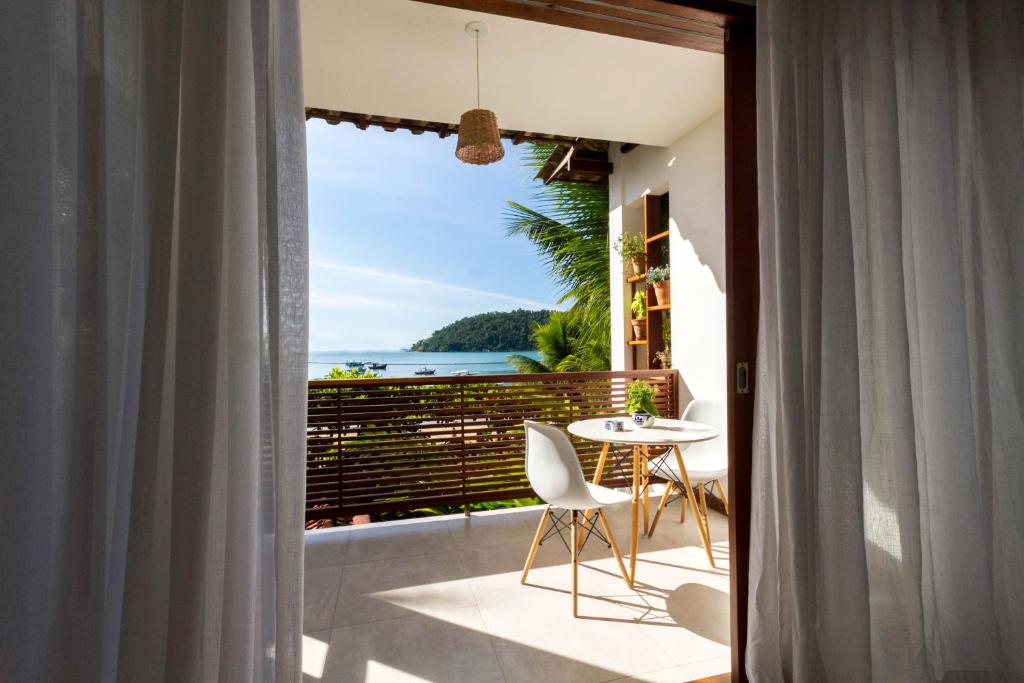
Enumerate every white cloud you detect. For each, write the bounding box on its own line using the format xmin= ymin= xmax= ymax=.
xmin=309 ymin=288 xmax=464 ymax=316
xmin=310 ymin=259 xmax=556 ymax=311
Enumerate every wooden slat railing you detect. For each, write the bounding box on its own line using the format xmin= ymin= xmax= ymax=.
xmin=306 ymin=369 xmax=679 ymax=524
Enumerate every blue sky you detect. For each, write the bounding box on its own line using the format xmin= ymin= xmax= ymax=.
xmin=306 ymin=119 xmax=562 ymax=351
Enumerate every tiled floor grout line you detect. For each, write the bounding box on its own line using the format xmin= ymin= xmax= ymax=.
xmin=327 ymin=561 xmax=346 ymax=631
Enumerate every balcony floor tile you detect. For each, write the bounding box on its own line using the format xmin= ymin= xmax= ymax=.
xmin=334 ymin=550 xmax=476 ymax=628
xmin=344 ymin=519 xmax=456 ymax=565
xmin=318 ymin=608 xmax=505 ymax=683
xmin=304 ymin=503 xmax=731 ymax=682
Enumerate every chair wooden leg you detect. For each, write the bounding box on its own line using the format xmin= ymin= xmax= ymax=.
xmin=629 ymin=446 xmax=640 ymax=586
xmin=674 ymin=446 xmax=715 ymax=567
xmin=697 ymin=482 xmax=715 ymax=557
xmin=714 ymin=478 xmax=729 ymax=515
xmin=579 ymin=442 xmax=610 ymax=552
xmin=598 ymin=509 xmax=630 ymax=586
xmin=521 ymin=507 xmax=551 ymax=584
xmin=648 ymin=481 xmax=674 ymax=538
xmin=571 ymin=509 xmax=579 ymax=617
xmin=680 ymin=485 xmax=687 ymax=523
xmin=641 ymin=446 xmax=651 ymax=535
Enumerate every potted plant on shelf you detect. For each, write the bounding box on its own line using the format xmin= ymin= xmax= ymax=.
xmin=625 ymin=380 xmax=659 ymax=428
xmin=655 ymin=348 xmax=672 ymax=369
xmin=646 ymin=265 xmax=671 ymax=307
xmin=614 ymin=232 xmax=646 ymax=276
xmin=630 ymin=290 xmax=647 ymax=341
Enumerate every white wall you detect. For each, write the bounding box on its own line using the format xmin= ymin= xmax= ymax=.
xmin=607 ymin=110 xmax=726 ymax=413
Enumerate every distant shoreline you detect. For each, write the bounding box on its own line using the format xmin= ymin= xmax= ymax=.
xmin=307 ymin=349 xmax=540 ymax=380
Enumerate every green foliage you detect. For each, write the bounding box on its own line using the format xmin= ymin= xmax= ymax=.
xmin=324 ymin=367 xmax=379 ymax=380
xmin=507 ymin=309 xmax=610 ymax=373
xmin=646 ymin=264 xmax=671 ymax=284
xmin=631 ymin=290 xmax=647 ymax=320
xmin=614 ymin=232 xmax=646 ymax=262
xmin=504 ymin=143 xmax=610 ymax=370
xmin=655 ymin=348 xmax=672 ymax=368
xmin=378 ymin=497 xmax=542 ymax=522
xmin=625 ymin=380 xmax=659 ymax=416
xmin=410 ymin=309 xmax=552 ymax=352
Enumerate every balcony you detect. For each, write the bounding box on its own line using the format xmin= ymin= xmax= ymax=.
xmin=302 ymin=371 xmax=731 ymax=682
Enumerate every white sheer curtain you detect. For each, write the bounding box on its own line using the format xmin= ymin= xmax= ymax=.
xmin=0 ymin=1 xmax=307 ymax=681
xmin=750 ymin=1 xmax=1024 ymax=681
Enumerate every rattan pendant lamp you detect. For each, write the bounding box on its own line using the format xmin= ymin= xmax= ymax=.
xmin=455 ymin=21 xmax=504 ymax=165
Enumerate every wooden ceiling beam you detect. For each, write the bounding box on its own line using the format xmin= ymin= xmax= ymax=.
xmin=409 ymin=0 xmax=752 ymax=54
xmin=566 ymin=155 xmax=613 ymax=176
xmin=539 ymin=143 xmax=613 ymax=185
xmin=543 ymin=146 xmax=576 ymax=185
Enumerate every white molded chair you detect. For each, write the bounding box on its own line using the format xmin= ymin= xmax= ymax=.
xmin=647 ymin=399 xmax=729 ymax=539
xmin=520 ymin=420 xmax=632 ymax=616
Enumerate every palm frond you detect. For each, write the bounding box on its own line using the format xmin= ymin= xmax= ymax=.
xmin=506 ymin=354 xmax=550 ymax=374
xmin=505 ymin=143 xmax=611 ymax=372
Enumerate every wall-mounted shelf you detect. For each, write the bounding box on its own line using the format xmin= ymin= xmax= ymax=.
xmin=642 ymin=194 xmax=670 ymax=369
xmin=622 ymin=194 xmax=670 ymax=371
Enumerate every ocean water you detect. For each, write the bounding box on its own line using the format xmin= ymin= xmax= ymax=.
xmin=307 ymin=350 xmax=540 ymax=380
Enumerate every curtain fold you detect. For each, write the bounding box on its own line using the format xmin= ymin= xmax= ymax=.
xmin=750 ymin=1 xmax=1024 ymax=681
xmin=0 ymin=1 xmax=308 ymax=680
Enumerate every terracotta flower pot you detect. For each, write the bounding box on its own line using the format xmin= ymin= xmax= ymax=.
xmin=652 ymin=280 xmax=671 ymax=307
xmin=629 ymin=257 xmax=646 ymax=277
xmin=631 ymin=319 xmax=646 ymax=341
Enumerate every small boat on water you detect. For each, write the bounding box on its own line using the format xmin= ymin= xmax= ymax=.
xmin=367 ymin=362 xmax=387 ymax=370
xmin=451 ymin=369 xmax=477 ymax=376
xmin=345 ymin=360 xmax=365 ymax=367
xmin=414 ymin=366 xmax=436 ymax=376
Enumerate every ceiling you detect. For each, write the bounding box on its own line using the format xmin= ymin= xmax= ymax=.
xmin=301 ymin=0 xmax=724 ymax=147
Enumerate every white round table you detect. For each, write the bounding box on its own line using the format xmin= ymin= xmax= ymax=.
xmin=567 ymin=417 xmax=718 ymax=446
xmin=567 ymin=416 xmax=721 ymax=578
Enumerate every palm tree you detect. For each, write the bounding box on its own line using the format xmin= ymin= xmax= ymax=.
xmin=505 ymin=144 xmax=610 ymax=372
xmin=507 ymin=311 xmax=610 ymax=373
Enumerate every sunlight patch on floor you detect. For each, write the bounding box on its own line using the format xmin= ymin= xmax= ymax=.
xmin=302 ymin=634 xmax=329 ymax=679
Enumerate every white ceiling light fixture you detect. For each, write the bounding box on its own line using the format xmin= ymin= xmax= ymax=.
xmin=455 ymin=21 xmax=504 ymax=165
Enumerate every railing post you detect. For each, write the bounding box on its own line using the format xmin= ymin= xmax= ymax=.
xmin=672 ymin=368 xmax=680 ymax=418
xmin=335 ymin=385 xmax=344 ymax=524
xmin=459 ymin=381 xmax=467 ymax=513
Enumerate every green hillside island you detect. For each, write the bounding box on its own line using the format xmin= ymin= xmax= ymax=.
xmin=410 ymin=309 xmax=552 ymax=352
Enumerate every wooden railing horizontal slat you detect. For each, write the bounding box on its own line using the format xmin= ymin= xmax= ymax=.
xmin=306 ymin=370 xmax=678 ymax=523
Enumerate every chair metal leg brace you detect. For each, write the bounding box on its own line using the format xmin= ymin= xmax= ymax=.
xmin=520 ymin=505 xmax=633 ymax=608
xmin=541 ymin=508 xmax=611 ymax=555
xmin=578 ymin=445 xmax=636 ymax=550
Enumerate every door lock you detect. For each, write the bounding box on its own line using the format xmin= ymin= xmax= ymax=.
xmin=736 ymin=362 xmax=749 ymax=394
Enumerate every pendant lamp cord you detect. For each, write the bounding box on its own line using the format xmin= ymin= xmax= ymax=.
xmin=475 ymin=30 xmax=481 ymax=108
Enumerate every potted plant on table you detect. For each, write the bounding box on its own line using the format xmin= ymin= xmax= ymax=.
xmin=614 ymin=232 xmax=646 ymax=276
xmin=625 ymin=380 xmax=659 ymax=428
xmin=630 ymin=290 xmax=647 ymax=341
xmin=646 ymin=265 xmax=671 ymax=307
